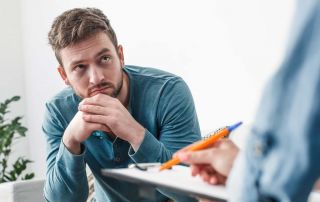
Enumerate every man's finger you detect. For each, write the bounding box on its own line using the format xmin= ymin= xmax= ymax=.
xmin=79 ymin=104 xmax=107 ymax=115
xmin=83 ymin=114 xmax=106 ymax=124
xmin=82 ymin=94 xmax=113 ymax=106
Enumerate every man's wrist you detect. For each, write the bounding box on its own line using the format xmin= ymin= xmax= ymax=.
xmin=62 ymin=135 xmax=81 ymax=155
xmin=130 ymin=126 xmax=146 ymax=152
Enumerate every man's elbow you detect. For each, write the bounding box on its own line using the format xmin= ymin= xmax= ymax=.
xmin=43 ymin=182 xmax=88 ymax=202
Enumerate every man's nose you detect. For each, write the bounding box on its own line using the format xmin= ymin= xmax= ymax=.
xmin=89 ymin=66 xmax=105 ymax=85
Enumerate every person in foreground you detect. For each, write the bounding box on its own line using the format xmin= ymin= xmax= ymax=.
xmin=43 ymin=8 xmax=201 ymax=202
xmin=177 ymin=0 xmax=320 ymax=201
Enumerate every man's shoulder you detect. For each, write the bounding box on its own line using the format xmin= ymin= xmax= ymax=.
xmin=124 ymin=65 xmax=182 ymax=83
xmin=43 ymin=87 xmax=79 ymax=126
xmin=46 ymin=87 xmax=80 ymax=107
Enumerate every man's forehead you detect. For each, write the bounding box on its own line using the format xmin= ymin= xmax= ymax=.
xmin=60 ymin=33 xmax=115 ymax=67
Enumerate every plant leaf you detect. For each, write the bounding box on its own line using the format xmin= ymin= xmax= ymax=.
xmin=22 ymin=173 xmax=34 ymax=180
xmin=0 ymin=96 xmax=33 ymax=183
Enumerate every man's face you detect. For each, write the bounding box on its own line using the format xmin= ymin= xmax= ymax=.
xmin=58 ymin=32 xmax=124 ymax=98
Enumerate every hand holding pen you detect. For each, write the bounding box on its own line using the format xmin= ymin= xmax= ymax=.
xmin=159 ymin=122 xmax=242 ymax=185
xmin=176 ymin=139 xmax=239 ymax=185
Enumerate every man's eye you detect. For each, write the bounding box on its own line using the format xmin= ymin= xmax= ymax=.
xmin=74 ymin=64 xmax=86 ymax=71
xmin=101 ymin=56 xmax=111 ymax=64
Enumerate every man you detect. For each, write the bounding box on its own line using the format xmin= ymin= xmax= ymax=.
xmin=43 ymin=8 xmax=201 ymax=201
xmin=177 ymin=0 xmax=320 ymax=201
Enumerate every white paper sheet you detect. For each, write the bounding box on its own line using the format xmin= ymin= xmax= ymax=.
xmin=102 ymin=165 xmax=228 ymax=201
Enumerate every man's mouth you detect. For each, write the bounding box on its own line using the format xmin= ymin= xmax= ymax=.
xmin=89 ymin=87 xmax=111 ymax=97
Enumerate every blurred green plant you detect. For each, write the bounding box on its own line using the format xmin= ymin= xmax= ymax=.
xmin=0 ymin=96 xmax=34 ymax=183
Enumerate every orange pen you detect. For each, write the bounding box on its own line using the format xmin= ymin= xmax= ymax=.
xmin=159 ymin=122 xmax=242 ymax=171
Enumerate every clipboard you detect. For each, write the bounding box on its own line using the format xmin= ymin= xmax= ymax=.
xmin=101 ymin=164 xmax=228 ymax=201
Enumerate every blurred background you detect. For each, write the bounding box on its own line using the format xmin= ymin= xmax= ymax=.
xmin=0 ymin=0 xmax=295 ymax=178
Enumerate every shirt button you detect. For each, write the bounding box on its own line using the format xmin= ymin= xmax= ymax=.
xmin=114 ymin=156 xmax=121 ymax=162
xmin=254 ymin=143 xmax=263 ymax=157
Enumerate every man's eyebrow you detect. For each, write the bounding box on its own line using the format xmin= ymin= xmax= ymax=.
xmin=69 ymin=48 xmax=111 ymax=67
xmin=95 ymin=48 xmax=111 ymax=57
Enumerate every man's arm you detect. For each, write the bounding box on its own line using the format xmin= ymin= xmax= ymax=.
xmin=78 ymin=77 xmax=201 ymax=163
xmin=128 ymin=77 xmax=201 ymax=163
xmin=42 ymin=102 xmax=89 ymax=202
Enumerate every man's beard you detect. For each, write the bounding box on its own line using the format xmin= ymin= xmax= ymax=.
xmin=71 ymin=71 xmax=124 ymax=98
xmin=110 ymin=73 xmax=123 ymax=98
xmin=88 ymin=73 xmax=123 ymax=98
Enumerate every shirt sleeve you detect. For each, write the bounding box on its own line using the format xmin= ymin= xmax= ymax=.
xmin=42 ymin=102 xmax=89 ymax=202
xmin=129 ymin=77 xmax=201 ymax=163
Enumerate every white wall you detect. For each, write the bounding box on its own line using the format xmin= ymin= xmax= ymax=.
xmin=0 ymin=0 xmax=31 ymax=174
xmin=12 ymin=0 xmax=295 ymax=177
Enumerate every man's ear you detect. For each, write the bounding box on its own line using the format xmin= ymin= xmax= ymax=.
xmin=117 ymin=45 xmax=125 ymax=68
xmin=57 ymin=66 xmax=70 ymax=85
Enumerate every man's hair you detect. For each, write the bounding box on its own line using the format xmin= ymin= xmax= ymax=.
xmin=48 ymin=8 xmax=118 ymax=66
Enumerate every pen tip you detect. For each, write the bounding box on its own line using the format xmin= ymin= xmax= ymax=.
xmin=228 ymin=121 xmax=243 ymax=132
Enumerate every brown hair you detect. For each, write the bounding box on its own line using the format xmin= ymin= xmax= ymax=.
xmin=48 ymin=8 xmax=118 ymax=66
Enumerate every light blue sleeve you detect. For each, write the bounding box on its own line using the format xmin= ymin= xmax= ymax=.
xmin=128 ymin=78 xmax=201 ymax=163
xmin=128 ymin=77 xmax=200 ymax=202
xmin=228 ymin=0 xmax=320 ymax=201
xmin=42 ymin=103 xmax=89 ymax=202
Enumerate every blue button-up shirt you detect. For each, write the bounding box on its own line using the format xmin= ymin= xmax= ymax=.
xmin=42 ymin=65 xmax=201 ymax=202
xmin=228 ymin=0 xmax=320 ymax=201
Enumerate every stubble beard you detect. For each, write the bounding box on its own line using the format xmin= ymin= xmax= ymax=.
xmin=72 ymin=70 xmax=124 ymax=99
